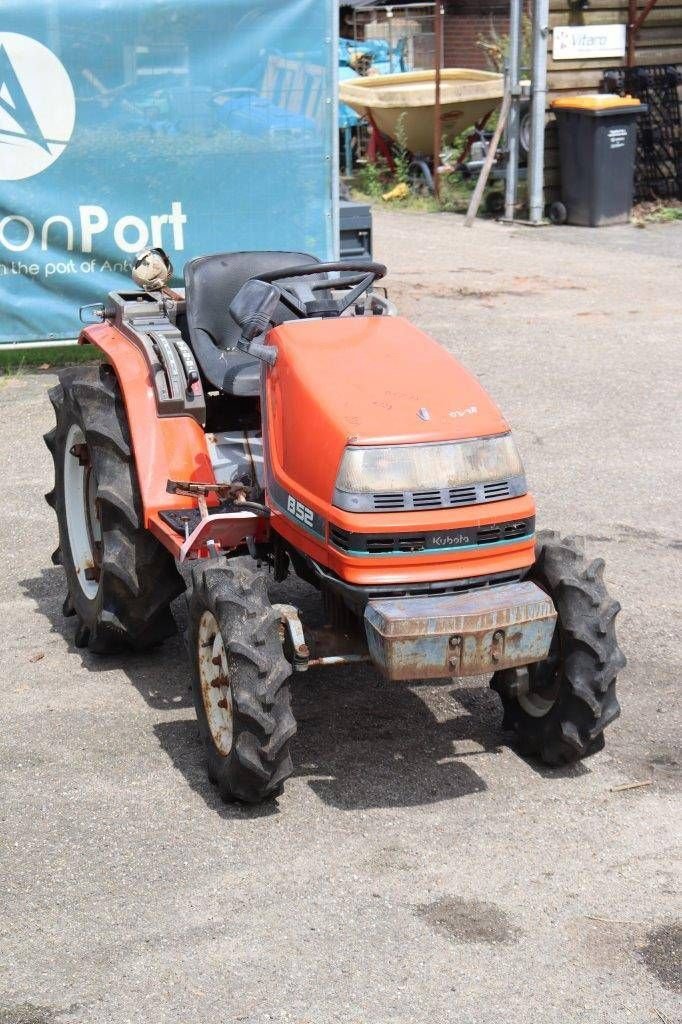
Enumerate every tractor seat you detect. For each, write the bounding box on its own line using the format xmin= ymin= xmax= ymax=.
xmin=183 ymin=250 xmax=321 ymax=396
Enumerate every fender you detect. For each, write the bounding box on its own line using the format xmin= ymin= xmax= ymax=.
xmin=79 ymin=322 xmax=216 ymax=556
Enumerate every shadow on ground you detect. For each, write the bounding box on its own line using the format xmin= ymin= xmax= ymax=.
xmin=20 ymin=566 xmax=586 ymax=814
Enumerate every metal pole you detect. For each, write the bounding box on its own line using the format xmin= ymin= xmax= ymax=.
xmin=528 ymin=0 xmax=549 ymax=224
xmin=504 ymin=0 xmax=523 ymax=221
xmin=1 ymin=339 xmax=79 ymax=351
xmin=627 ymin=0 xmax=637 ymax=66
xmin=330 ymin=0 xmax=340 ymax=258
xmin=433 ymin=2 xmax=443 ymax=199
xmin=388 ymin=9 xmax=394 ymax=72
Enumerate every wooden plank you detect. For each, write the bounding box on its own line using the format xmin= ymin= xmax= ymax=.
xmin=549 ymin=55 xmax=625 ymax=70
xmin=548 ymin=70 xmax=607 ymax=88
xmin=550 ymin=8 xmax=682 ymax=26
xmin=548 ymin=45 xmax=682 ymax=70
xmin=550 ymin=0 xmax=682 ymax=10
xmin=630 ymin=44 xmax=682 ymax=59
xmin=464 ymin=92 xmax=511 ymax=227
xmin=638 ymin=24 xmax=682 ymax=40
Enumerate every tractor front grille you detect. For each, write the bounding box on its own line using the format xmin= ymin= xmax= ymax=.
xmin=330 ymin=525 xmax=353 ymax=550
xmin=370 ymin=479 xmax=515 ymax=512
xmin=329 ymin=517 xmax=534 ymax=555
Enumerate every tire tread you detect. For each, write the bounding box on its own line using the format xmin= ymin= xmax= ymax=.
xmin=44 ymin=363 xmax=184 ymax=654
xmin=188 ymin=564 xmax=295 ymax=803
xmin=492 ymin=532 xmax=625 ymax=765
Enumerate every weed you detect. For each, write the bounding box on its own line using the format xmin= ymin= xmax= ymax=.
xmin=393 ymin=113 xmax=412 ymax=187
xmin=631 ymin=199 xmax=682 ymax=226
xmin=477 ymin=11 xmax=533 ymax=73
xmin=357 ymin=156 xmax=391 ymax=199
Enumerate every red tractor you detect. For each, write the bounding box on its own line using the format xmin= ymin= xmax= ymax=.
xmin=45 ymin=249 xmax=625 ymax=802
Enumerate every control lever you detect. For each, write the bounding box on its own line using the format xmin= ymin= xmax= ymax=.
xmin=237 ymin=336 xmax=277 ymax=366
xmin=173 ymin=338 xmax=201 ymax=392
xmin=230 ymin=279 xmax=279 ymax=367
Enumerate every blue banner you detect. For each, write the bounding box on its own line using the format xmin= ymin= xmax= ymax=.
xmin=0 ymin=0 xmax=336 ymax=343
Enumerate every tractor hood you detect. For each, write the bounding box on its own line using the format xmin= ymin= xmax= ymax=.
xmin=269 ymin=315 xmax=508 ymax=444
xmin=266 ymin=315 xmax=510 ymax=505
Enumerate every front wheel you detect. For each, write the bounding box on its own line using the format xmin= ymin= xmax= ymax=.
xmin=491 ymin=531 xmax=625 ymax=765
xmin=189 ymin=561 xmax=296 ymax=803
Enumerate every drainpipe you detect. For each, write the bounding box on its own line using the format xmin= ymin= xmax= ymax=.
xmin=504 ymin=0 xmax=523 ymax=221
xmin=528 ymin=0 xmax=550 ymax=224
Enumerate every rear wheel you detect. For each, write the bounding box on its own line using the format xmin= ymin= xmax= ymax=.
xmin=408 ymin=159 xmax=434 ymax=196
xmin=549 ymin=201 xmax=568 ymax=225
xmin=485 ymin=190 xmax=505 ymax=217
xmin=45 ymin=364 xmax=185 ymax=652
xmin=189 ymin=561 xmax=296 ymax=803
xmin=491 ymin=531 xmax=625 ymax=764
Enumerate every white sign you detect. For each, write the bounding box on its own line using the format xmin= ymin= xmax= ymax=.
xmin=553 ymin=24 xmax=627 ymax=61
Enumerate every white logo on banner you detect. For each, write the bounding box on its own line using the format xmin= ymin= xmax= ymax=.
xmin=0 ymin=33 xmax=75 ymax=181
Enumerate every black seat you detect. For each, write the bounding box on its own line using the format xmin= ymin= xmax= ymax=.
xmin=183 ymin=250 xmax=320 ymax=396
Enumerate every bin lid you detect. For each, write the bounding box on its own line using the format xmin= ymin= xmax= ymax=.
xmin=551 ymin=93 xmax=642 ymax=112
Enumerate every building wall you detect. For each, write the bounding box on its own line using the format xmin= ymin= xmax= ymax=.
xmin=545 ymin=0 xmax=682 ymax=198
xmin=443 ymin=1 xmax=510 ymax=70
xmin=340 ymin=2 xmax=512 ymax=72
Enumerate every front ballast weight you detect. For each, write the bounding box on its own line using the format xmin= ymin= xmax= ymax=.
xmin=363 ymin=581 xmax=556 ymax=681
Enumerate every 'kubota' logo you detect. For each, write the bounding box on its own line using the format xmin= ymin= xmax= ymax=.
xmin=0 ymin=33 xmax=75 ymax=181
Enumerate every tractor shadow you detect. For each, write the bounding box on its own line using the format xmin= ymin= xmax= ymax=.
xmin=291 ymin=670 xmax=496 ymax=809
xmin=20 ymin=568 xmax=581 ymax=814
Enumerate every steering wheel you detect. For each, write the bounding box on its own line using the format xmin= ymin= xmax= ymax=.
xmin=255 ymin=260 xmax=387 ymax=319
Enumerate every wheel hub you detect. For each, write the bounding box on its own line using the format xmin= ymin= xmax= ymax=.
xmin=197 ymin=610 xmax=234 ymax=756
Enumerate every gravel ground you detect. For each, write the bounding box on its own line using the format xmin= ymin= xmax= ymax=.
xmin=1 ymin=210 xmax=680 ymax=1024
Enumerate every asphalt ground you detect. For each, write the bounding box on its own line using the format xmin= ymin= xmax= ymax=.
xmin=1 ymin=210 xmax=680 ymax=1024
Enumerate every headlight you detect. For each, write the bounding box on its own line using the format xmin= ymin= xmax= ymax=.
xmin=333 ymin=434 xmax=526 ymax=511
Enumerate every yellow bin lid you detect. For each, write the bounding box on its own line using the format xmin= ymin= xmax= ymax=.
xmin=551 ymin=93 xmax=642 ymax=112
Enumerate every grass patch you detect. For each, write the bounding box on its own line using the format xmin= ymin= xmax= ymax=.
xmin=632 ymin=199 xmax=682 ymax=226
xmin=349 ymin=174 xmax=478 ymax=215
xmin=0 ymin=342 xmax=97 ymax=375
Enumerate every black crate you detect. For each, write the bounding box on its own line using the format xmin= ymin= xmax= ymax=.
xmin=339 ymin=199 xmax=373 ymax=262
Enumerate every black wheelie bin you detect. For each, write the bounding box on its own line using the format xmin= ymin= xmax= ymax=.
xmin=550 ymin=94 xmax=645 ymax=226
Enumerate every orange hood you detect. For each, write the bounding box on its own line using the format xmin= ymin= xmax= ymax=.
xmin=269 ymin=315 xmax=508 ymax=446
xmin=266 ymin=315 xmax=510 ymax=506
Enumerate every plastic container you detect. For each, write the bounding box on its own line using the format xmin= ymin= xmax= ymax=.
xmin=550 ymin=94 xmax=645 ymax=226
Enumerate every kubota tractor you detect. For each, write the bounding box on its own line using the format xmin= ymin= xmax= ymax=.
xmin=45 ymin=248 xmax=625 ymax=802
